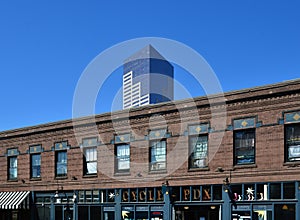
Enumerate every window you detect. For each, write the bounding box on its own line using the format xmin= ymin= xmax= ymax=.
xmin=150 ymin=140 xmax=166 ymax=171
xmin=234 ymin=129 xmax=255 ymax=165
xmin=115 ymin=144 xmax=130 ymax=173
xmin=8 ymin=156 xmax=17 ymax=180
xmin=83 ymin=147 xmax=97 ymax=175
xmin=82 ymin=137 xmax=98 ymax=175
xmin=31 ymin=154 xmax=41 ymax=178
xmin=56 ymin=151 xmax=67 ymax=177
xmin=285 ymin=124 xmax=300 ymax=161
xmin=189 ymin=135 xmax=208 ymax=168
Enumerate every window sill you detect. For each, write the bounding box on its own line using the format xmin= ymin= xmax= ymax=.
xmin=188 ymin=167 xmax=210 ymax=172
xmin=234 ymin=164 xmax=257 ymax=169
xmin=55 ymin=176 xmax=68 ymax=180
xmin=114 ymin=172 xmax=131 ymax=176
xmin=83 ymin=174 xmax=98 ymax=178
xmin=149 ymin=169 xmax=167 ymax=174
xmin=30 ymin=177 xmax=42 ymax=181
xmin=7 ymin=179 xmax=18 ymax=182
xmin=283 ymin=161 xmax=300 ymax=167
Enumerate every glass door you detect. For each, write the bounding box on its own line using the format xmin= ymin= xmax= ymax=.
xmin=55 ymin=205 xmax=73 ymax=220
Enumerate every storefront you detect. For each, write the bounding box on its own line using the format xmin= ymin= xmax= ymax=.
xmin=31 ymin=181 xmax=300 ymax=220
xmin=0 ymin=191 xmax=31 ymax=220
xmin=229 ymin=182 xmax=299 ymax=220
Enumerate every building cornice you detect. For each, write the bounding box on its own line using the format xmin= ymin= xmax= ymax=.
xmin=0 ymin=78 xmax=299 ymax=139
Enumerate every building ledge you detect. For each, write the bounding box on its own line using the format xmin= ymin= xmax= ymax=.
xmin=233 ymin=164 xmax=257 ymax=170
xmin=82 ymin=174 xmax=98 ymax=178
xmin=55 ymin=176 xmax=68 ymax=180
xmin=30 ymin=177 xmax=42 ymax=181
xmin=283 ymin=162 xmax=300 ymax=167
xmin=114 ymin=172 xmax=131 ymax=177
xmin=188 ymin=167 xmax=210 ymax=172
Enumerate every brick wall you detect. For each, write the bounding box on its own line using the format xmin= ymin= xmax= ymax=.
xmin=0 ymin=80 xmax=299 ymax=192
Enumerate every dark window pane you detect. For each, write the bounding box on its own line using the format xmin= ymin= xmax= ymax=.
xmin=270 ymin=183 xmax=281 ymax=199
xmin=257 ymin=184 xmax=268 ymax=200
xmin=234 ymin=129 xmax=255 ymax=165
xmin=78 ymin=206 xmax=88 ymax=220
xmin=104 ymin=211 xmax=114 ymax=220
xmin=136 ymin=212 xmax=148 ymax=220
xmin=275 ymin=204 xmax=295 ymax=220
xmin=231 ymin=185 xmax=242 ymax=201
xmin=55 ymin=206 xmax=63 ymax=220
xmin=283 ymin=182 xmax=295 ymax=199
xmin=90 ymin=206 xmax=101 ymax=220
xmin=213 ymin=185 xmax=222 ymax=200
xmin=36 ymin=205 xmax=50 ymax=220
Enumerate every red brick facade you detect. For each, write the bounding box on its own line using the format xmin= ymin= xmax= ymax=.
xmin=0 ymin=79 xmax=299 ymax=193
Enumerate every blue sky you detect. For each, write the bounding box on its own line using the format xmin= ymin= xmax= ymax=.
xmin=0 ymin=1 xmax=299 ymax=131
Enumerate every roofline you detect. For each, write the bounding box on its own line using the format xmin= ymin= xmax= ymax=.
xmin=1 ymin=78 xmax=299 ymax=138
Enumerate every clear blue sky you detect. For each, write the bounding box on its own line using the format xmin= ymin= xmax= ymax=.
xmin=0 ymin=1 xmax=299 ymax=132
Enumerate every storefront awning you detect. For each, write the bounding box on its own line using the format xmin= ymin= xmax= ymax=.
xmin=0 ymin=191 xmax=30 ymax=209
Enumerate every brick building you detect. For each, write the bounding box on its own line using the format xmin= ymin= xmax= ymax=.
xmin=0 ymin=79 xmax=300 ymax=220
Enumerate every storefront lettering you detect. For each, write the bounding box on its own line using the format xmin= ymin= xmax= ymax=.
xmin=183 ymin=188 xmax=210 ymax=201
xmin=122 ymin=189 xmax=163 ymax=202
xmin=157 ymin=189 xmax=163 ymax=201
xmin=148 ymin=190 xmax=154 ymax=201
xmin=193 ymin=188 xmax=200 ymax=200
xmin=122 ymin=190 xmax=129 ymax=202
xmin=131 ymin=191 xmax=137 ymax=201
xmin=203 ymin=188 xmax=211 ymax=200
xmin=183 ymin=188 xmax=190 ymax=200
xmin=139 ymin=190 xmax=146 ymax=201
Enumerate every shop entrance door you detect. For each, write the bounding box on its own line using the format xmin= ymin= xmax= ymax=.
xmin=55 ymin=205 xmax=73 ymax=220
xmin=175 ymin=205 xmax=220 ymax=220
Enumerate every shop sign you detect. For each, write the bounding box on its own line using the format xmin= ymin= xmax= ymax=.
xmin=103 ymin=206 xmax=115 ymax=211
xmin=182 ymin=187 xmax=211 ymax=201
xmin=150 ymin=206 xmax=164 ymax=211
xmin=233 ymin=205 xmax=251 ymax=210
xmin=122 ymin=188 xmax=163 ymax=202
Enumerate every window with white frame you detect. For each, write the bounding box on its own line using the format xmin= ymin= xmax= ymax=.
xmin=116 ymin=144 xmax=130 ymax=172
xmin=7 ymin=148 xmax=19 ymax=181
xmin=285 ymin=124 xmax=300 ymax=161
xmin=84 ymin=147 xmax=97 ymax=175
xmin=150 ymin=140 xmax=166 ymax=171
xmin=29 ymin=145 xmax=42 ymax=179
xmin=189 ymin=135 xmax=208 ymax=168
xmin=8 ymin=156 xmax=17 ymax=180
xmin=31 ymin=154 xmax=41 ymax=178
xmin=82 ymin=137 xmax=98 ymax=175
xmin=188 ymin=124 xmax=209 ymax=169
xmin=56 ymin=151 xmax=67 ymax=177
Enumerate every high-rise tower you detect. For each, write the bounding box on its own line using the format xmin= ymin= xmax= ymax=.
xmin=123 ymin=45 xmax=174 ymax=109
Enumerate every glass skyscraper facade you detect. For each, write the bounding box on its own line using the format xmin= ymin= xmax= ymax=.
xmin=123 ymin=45 xmax=174 ymax=109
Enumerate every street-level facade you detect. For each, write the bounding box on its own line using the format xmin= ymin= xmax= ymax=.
xmin=0 ymin=79 xmax=300 ymax=220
